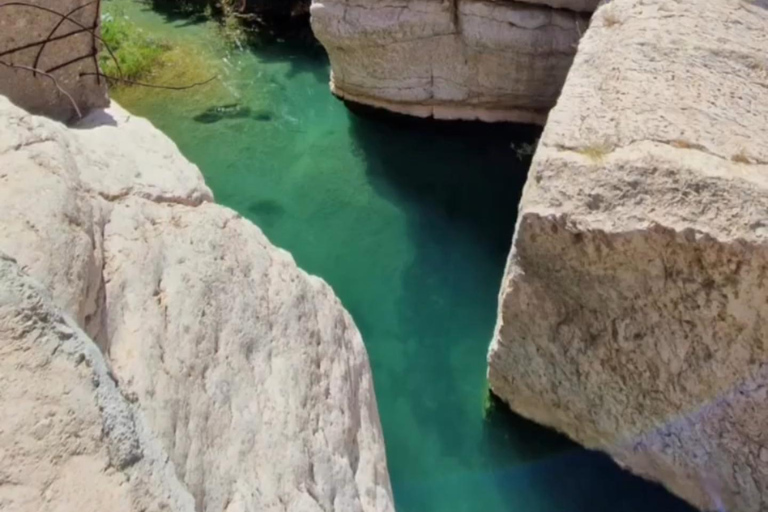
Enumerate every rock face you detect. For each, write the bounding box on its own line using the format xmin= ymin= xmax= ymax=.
xmin=310 ymin=0 xmax=592 ymax=124
xmin=0 ymin=254 xmax=196 ymax=512
xmin=488 ymin=0 xmax=768 ymax=510
xmin=0 ymin=0 xmax=109 ymax=123
xmin=516 ymin=0 xmax=598 ymax=10
xmin=0 ymin=95 xmax=394 ymax=512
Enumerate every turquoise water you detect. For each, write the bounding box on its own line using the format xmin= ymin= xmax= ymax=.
xmin=109 ymin=4 xmax=695 ymax=511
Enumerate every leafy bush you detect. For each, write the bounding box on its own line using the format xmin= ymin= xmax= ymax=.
xmin=100 ymin=12 xmax=170 ymax=81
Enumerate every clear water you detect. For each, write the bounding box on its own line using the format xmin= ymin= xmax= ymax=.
xmin=108 ymin=3 xmax=695 ymax=511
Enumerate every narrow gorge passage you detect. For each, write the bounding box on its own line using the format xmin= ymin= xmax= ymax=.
xmin=108 ymin=2 xmax=696 ymax=511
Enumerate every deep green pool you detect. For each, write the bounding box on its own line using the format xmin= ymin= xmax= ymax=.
xmin=107 ymin=3 xmax=695 ymax=511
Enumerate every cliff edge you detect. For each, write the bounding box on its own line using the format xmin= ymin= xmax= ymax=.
xmin=0 ymin=95 xmax=395 ymax=512
xmin=489 ymin=0 xmax=768 ymax=510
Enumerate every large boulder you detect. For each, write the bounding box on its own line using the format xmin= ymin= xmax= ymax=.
xmin=0 ymin=0 xmax=109 ymax=123
xmin=310 ymin=0 xmax=591 ymax=124
xmin=0 ymin=95 xmax=394 ymax=512
xmin=489 ymin=0 xmax=768 ymax=510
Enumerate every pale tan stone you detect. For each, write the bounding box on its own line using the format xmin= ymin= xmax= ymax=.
xmin=0 ymin=95 xmax=394 ymax=512
xmin=0 ymin=254 xmax=196 ymax=512
xmin=310 ymin=0 xmax=589 ymax=123
xmin=489 ymin=0 xmax=768 ymax=510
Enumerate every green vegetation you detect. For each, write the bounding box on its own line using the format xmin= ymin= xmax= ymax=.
xmin=100 ymin=11 xmax=171 ymax=82
xmin=217 ymin=1 xmax=249 ymax=48
xmin=482 ymin=385 xmax=499 ymax=419
xmin=576 ymin=141 xmax=613 ymax=163
xmin=148 ymin=0 xmax=249 ymax=47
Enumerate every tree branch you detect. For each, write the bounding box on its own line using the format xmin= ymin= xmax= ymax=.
xmin=0 ymin=60 xmax=82 ymax=119
xmin=0 ymin=1 xmax=123 ymax=78
xmin=32 ymin=0 xmax=98 ymax=76
xmin=80 ymin=71 xmax=218 ymax=90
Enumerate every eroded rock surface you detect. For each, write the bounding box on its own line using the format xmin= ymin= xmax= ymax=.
xmin=310 ymin=0 xmax=591 ymax=123
xmin=0 ymin=254 xmax=196 ymax=512
xmin=488 ymin=0 xmax=768 ymax=510
xmin=0 ymin=95 xmax=394 ymax=512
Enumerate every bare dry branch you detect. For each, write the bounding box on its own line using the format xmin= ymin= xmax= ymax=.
xmin=0 ymin=1 xmax=123 ymax=78
xmin=32 ymin=0 xmax=98 ymax=76
xmin=80 ymin=71 xmax=219 ymax=90
xmin=0 ymin=28 xmax=90 ymax=59
xmin=0 ymin=60 xmax=82 ymax=119
xmin=47 ymin=52 xmax=97 ymax=74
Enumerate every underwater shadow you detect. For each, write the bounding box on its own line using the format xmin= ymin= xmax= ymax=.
xmin=246 ymin=36 xmax=330 ymax=84
xmin=140 ymin=1 xmax=211 ymax=27
xmin=347 ymin=106 xmax=696 ymax=512
xmin=482 ymin=393 xmax=696 ymax=512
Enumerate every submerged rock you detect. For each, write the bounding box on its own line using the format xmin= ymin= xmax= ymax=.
xmin=310 ymin=0 xmax=593 ymax=123
xmin=0 ymin=95 xmax=394 ymax=512
xmin=489 ymin=0 xmax=768 ymax=510
xmin=193 ymin=103 xmax=274 ymax=124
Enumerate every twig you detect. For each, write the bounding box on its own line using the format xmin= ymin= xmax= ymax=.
xmin=80 ymin=71 xmax=218 ymax=90
xmin=0 ymin=28 xmax=90 ymax=59
xmin=32 ymin=0 xmax=97 ymax=76
xmin=46 ymin=51 xmax=97 ymax=74
xmin=0 ymin=60 xmax=82 ymax=118
xmin=91 ymin=0 xmax=101 ymax=84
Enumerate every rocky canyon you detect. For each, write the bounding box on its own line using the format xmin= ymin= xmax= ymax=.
xmin=3 ymin=0 xmax=768 ymax=511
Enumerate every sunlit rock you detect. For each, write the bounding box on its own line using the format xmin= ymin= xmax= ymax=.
xmin=489 ymin=0 xmax=768 ymax=510
xmin=0 ymin=95 xmax=394 ymax=512
xmin=310 ymin=0 xmax=592 ymax=124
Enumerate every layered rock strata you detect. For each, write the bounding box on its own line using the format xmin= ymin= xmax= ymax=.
xmin=310 ymin=0 xmax=594 ymax=123
xmin=489 ymin=0 xmax=768 ymax=510
xmin=0 ymin=95 xmax=394 ymax=512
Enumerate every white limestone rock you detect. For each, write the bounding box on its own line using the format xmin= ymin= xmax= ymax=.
xmin=488 ymin=0 xmax=768 ymax=510
xmin=310 ymin=0 xmax=590 ymax=124
xmin=0 ymin=95 xmax=394 ymax=512
xmin=0 ymin=254 xmax=196 ymax=512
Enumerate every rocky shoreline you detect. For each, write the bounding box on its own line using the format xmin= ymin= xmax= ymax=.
xmin=0 ymin=95 xmax=394 ymax=512
xmin=488 ymin=0 xmax=768 ymax=509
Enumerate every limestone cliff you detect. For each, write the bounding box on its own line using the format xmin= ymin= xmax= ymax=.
xmin=310 ymin=0 xmax=594 ymax=123
xmin=488 ymin=0 xmax=768 ymax=510
xmin=0 ymin=95 xmax=394 ymax=512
